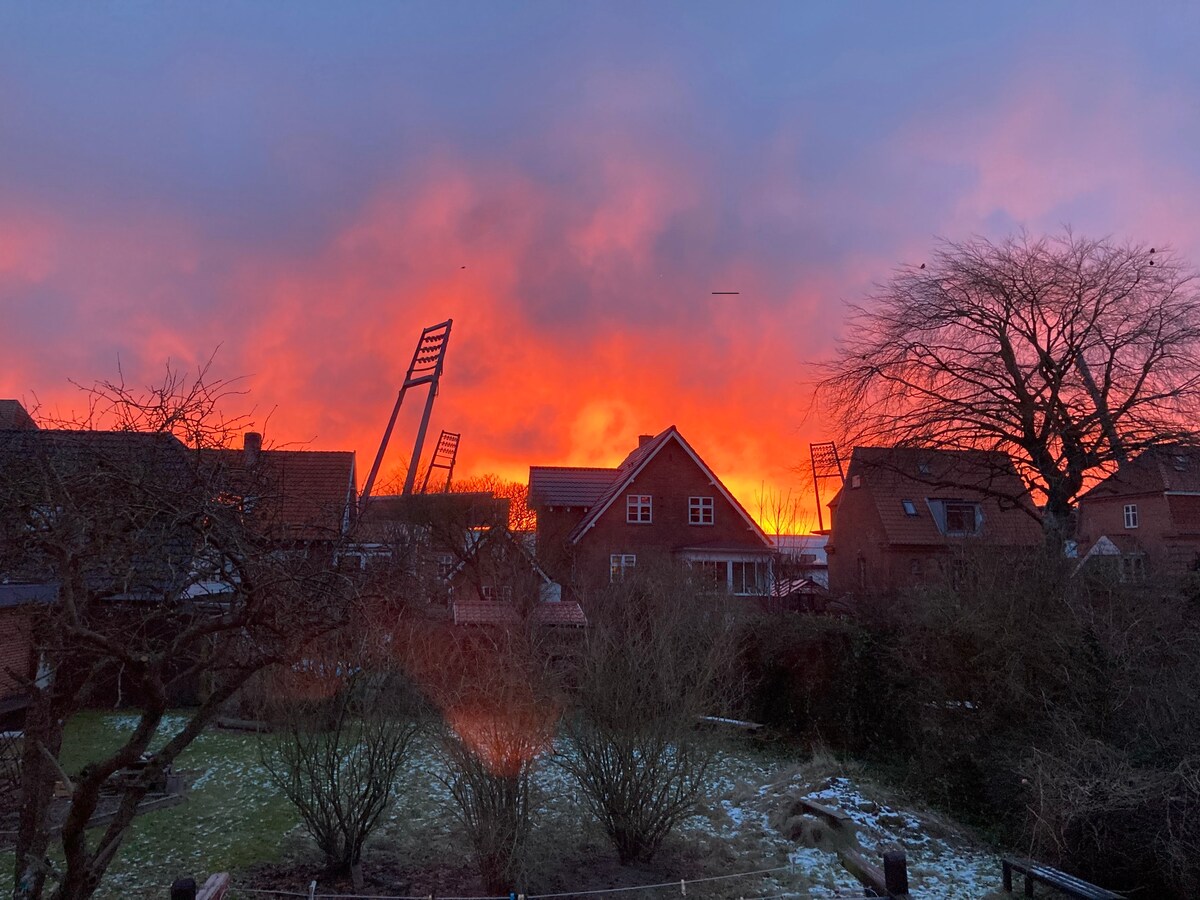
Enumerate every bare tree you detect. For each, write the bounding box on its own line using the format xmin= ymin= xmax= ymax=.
xmin=558 ymin=565 xmax=733 ymax=864
xmin=259 ymin=670 xmax=420 ymax=890
xmin=816 ymin=232 xmax=1200 ymax=539
xmin=452 ymin=475 xmax=537 ymax=533
xmin=0 ymin=366 xmax=353 ymax=900
xmin=428 ymin=630 xmax=559 ymax=893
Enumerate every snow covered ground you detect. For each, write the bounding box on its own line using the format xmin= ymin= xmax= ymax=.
xmin=1 ymin=715 xmax=1006 ymax=898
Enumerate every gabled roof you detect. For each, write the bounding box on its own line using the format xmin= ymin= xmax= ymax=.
xmin=836 ymin=446 xmax=1041 ymax=547
xmin=0 ymin=401 xmax=37 ymax=431
xmin=205 ymin=446 xmax=357 ymax=541
xmin=1081 ymin=445 xmax=1200 ymax=499
xmin=563 ymin=426 xmax=770 ymax=546
xmin=528 ymin=467 xmax=617 ymax=507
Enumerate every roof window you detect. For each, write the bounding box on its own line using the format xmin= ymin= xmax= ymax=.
xmin=901 ymin=499 xmax=918 ymax=517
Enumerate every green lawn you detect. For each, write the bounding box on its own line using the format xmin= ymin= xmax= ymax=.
xmin=2 ymin=712 xmax=302 ymax=898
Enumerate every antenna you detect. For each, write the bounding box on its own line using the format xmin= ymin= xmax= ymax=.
xmin=420 ymin=430 xmax=461 ymax=493
xmin=809 ymin=441 xmax=845 ymax=533
xmin=360 ymin=319 xmax=453 ymax=512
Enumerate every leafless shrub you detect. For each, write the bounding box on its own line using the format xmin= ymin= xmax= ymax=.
xmin=260 ymin=672 xmax=420 ymax=889
xmin=419 ymin=627 xmax=560 ymax=894
xmin=558 ymin=564 xmax=733 ymax=864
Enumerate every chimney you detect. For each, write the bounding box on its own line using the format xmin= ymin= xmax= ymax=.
xmin=243 ymin=432 xmax=262 ymax=467
xmin=638 ymin=434 xmax=654 ymax=447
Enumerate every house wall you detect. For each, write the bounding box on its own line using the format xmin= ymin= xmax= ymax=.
xmin=1078 ymin=492 xmax=1200 ymax=573
xmin=570 ymin=439 xmax=769 ymax=588
xmin=0 ymin=607 xmax=34 ymax=699
xmin=827 ymin=486 xmax=888 ymax=596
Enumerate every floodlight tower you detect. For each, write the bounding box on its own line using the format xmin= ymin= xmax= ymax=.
xmin=809 ymin=441 xmax=846 ymax=533
xmin=359 ymin=319 xmax=453 ymax=512
xmin=420 ymin=430 xmax=461 ymax=493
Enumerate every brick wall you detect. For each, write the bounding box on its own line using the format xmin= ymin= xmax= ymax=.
xmin=572 ymin=439 xmax=769 ymax=588
xmin=0 ymin=608 xmax=34 ymax=699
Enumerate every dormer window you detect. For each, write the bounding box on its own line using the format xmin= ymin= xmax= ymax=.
xmin=1124 ymin=504 xmax=1139 ymax=529
xmin=626 ymin=494 xmax=652 ymax=524
xmin=901 ymin=499 xmax=918 ymax=517
xmin=929 ymin=499 xmax=982 ymax=536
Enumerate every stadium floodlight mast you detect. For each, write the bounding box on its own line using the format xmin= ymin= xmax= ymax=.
xmin=420 ymin=429 xmax=461 ymax=493
xmin=360 ymin=319 xmax=453 ymax=512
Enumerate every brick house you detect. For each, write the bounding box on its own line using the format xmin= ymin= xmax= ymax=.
xmin=1075 ymin=445 xmax=1200 ymax=578
xmin=826 ymin=446 xmax=1042 ymax=596
xmin=528 ymin=426 xmax=774 ymax=595
xmin=0 ymin=583 xmax=53 ymax=728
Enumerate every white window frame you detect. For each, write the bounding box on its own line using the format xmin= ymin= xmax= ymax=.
xmin=626 ymin=494 xmax=652 ymax=524
xmin=1123 ymin=503 xmax=1139 ymax=529
xmin=610 ymin=553 xmax=636 ymax=581
xmin=689 ymin=496 xmax=714 ymax=525
xmin=731 ymin=560 xmax=767 ymax=596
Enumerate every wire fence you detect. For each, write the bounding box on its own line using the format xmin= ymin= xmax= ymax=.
xmin=223 ymin=859 xmax=884 ymax=900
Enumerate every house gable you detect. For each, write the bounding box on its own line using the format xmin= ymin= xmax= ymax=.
xmin=567 ymin=426 xmax=769 ymax=548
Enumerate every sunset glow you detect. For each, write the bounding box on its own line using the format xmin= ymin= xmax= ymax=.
xmin=3 ymin=5 xmax=1199 ymax=531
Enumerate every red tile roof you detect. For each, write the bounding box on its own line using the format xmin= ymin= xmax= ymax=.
xmin=0 ymin=401 xmax=37 ymax=431
xmin=451 ymin=600 xmax=587 ymax=627
xmin=206 ymin=447 xmax=356 ymax=541
xmin=1082 ymin=446 xmax=1200 ymax=499
xmin=528 ymin=467 xmax=617 ymax=507
xmin=835 ymin=446 xmax=1042 ymax=547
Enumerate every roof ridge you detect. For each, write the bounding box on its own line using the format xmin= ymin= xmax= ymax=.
xmin=529 ymin=465 xmax=618 ymax=472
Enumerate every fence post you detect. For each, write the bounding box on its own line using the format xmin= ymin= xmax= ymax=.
xmin=170 ymin=877 xmax=197 ymax=900
xmin=883 ymin=849 xmax=909 ymax=896
xmin=308 ymin=879 xmax=317 ymax=900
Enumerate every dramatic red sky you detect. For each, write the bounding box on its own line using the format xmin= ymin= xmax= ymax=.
xmin=3 ymin=5 xmax=1200 ymax=530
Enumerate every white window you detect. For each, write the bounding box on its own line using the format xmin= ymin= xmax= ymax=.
xmin=626 ymin=494 xmax=652 ymax=523
xmin=689 ymin=496 xmax=714 ymax=525
xmin=1124 ymin=504 xmax=1139 ymax=529
xmin=481 ymin=585 xmax=514 ymax=601
xmin=437 ymin=553 xmax=455 ymax=578
xmin=731 ymin=561 xmax=766 ymax=595
xmin=901 ymin=499 xmax=918 ymax=517
xmin=610 ymin=553 xmax=636 ymax=581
